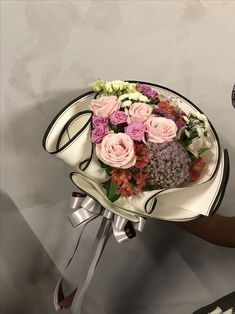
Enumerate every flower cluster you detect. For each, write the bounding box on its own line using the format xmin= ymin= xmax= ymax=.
xmin=178 ymin=112 xmax=211 ymax=157
xmin=89 ymin=80 xmax=210 ymax=201
xmin=136 ymin=83 xmax=159 ymax=103
xmin=90 ymin=80 xmax=137 ymax=95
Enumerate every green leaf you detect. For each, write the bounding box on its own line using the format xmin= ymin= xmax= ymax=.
xmin=107 ymin=181 xmax=120 ymax=202
xmin=102 ymin=179 xmax=111 ymax=189
xmin=105 ymin=168 xmax=112 ymax=175
xmin=142 ymin=182 xmax=158 ymax=191
xmin=178 ymin=138 xmax=192 ymax=147
xmin=109 ymin=124 xmax=119 ymax=133
xmin=130 ymin=177 xmax=136 ymax=186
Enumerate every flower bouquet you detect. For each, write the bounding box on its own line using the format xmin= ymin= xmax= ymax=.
xmin=89 ymin=80 xmax=213 ymax=203
xmin=43 ymin=80 xmax=229 ymax=312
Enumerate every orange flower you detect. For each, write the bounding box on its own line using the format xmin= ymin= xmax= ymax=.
xmin=190 ymin=157 xmax=205 ymax=180
xmin=117 ymin=182 xmax=136 ymax=197
xmin=158 ymin=101 xmax=175 ymax=114
xmin=134 ymin=143 xmax=149 ymax=169
xmin=111 ymin=168 xmax=132 ymax=185
xmin=133 ymin=172 xmax=148 ymax=190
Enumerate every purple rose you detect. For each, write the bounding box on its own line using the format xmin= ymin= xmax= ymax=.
xmin=110 ymin=110 xmax=128 ymax=125
xmin=92 ymin=115 xmax=109 ymax=127
xmin=91 ymin=126 xmax=108 ymax=144
xmin=125 ymin=122 xmax=145 ymax=142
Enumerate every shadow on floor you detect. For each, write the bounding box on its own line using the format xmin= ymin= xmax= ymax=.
xmin=0 ymin=190 xmax=71 ymax=314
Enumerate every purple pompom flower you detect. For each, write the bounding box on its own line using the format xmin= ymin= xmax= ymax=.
xmin=146 ymin=140 xmax=191 ymax=188
xmin=91 ymin=126 xmax=108 ymax=144
xmin=110 ymin=110 xmax=128 ymax=125
xmin=125 ymin=122 xmax=145 ymax=142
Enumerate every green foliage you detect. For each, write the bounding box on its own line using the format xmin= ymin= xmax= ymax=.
xmin=142 ymin=181 xmax=158 ymax=191
xmin=109 ymin=124 xmax=119 ymax=133
xmin=102 ymin=179 xmax=120 ymax=202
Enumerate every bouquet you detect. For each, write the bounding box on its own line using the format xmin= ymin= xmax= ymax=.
xmin=89 ymin=80 xmax=212 ymax=202
xmin=43 ymin=80 xmax=229 ymax=313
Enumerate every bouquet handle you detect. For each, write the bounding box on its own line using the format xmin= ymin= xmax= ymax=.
xmin=54 ymin=193 xmax=146 ymax=312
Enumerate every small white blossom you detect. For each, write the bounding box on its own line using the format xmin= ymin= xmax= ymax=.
xmin=118 ymin=93 xmax=129 ymax=101
xmin=183 ymin=116 xmax=189 ymax=124
xmin=193 ymin=112 xmax=208 ymax=123
xmin=90 ymin=80 xmax=105 ymax=92
xmin=129 ymin=92 xmax=141 ymax=101
xmin=127 ymin=83 xmax=137 ymax=93
xmin=196 ymin=127 xmax=204 ymax=137
xmin=111 ymin=80 xmax=126 ymax=91
xmin=105 ymin=82 xmax=113 ymax=93
xmin=139 ymin=95 xmax=149 ymax=102
xmin=121 ymin=100 xmax=132 ymax=108
xmin=187 ymin=137 xmax=204 ymax=157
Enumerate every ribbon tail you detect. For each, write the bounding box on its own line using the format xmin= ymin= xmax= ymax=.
xmin=71 ymin=218 xmax=112 ymax=314
xmin=53 ymin=222 xmax=88 ymax=311
xmin=54 ymin=278 xmax=77 ymax=310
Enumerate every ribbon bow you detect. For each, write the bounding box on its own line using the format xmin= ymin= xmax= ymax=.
xmin=54 ymin=192 xmax=146 ymax=313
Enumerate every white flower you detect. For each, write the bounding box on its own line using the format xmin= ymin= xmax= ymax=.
xmin=187 ymin=137 xmax=204 ymax=157
xmin=139 ymin=95 xmax=149 ymax=102
xmin=119 ymin=92 xmax=145 ymax=102
xmin=127 ymin=83 xmax=137 ymax=93
xmin=183 ymin=116 xmax=189 ymax=124
xmin=118 ymin=90 xmax=150 ymax=108
xmin=193 ymin=112 xmax=208 ymax=123
xmin=196 ymin=127 xmax=204 ymax=137
xmin=90 ymin=80 xmax=105 ymax=92
xmin=111 ymin=80 xmax=126 ymax=91
xmin=105 ymin=82 xmax=113 ymax=93
xmin=118 ymin=93 xmax=129 ymax=101
xmin=121 ymin=100 xmax=132 ymax=108
xmin=129 ymin=92 xmax=141 ymax=101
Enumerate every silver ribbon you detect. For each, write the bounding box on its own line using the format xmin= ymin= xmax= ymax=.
xmin=54 ymin=192 xmax=146 ymax=312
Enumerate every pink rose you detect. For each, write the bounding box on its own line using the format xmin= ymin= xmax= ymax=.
xmin=92 ymin=115 xmax=109 ymax=127
xmin=124 ymin=122 xmax=145 ymax=142
xmin=91 ymin=126 xmax=108 ymax=144
xmin=96 ymin=133 xmax=136 ymax=169
xmin=146 ymin=116 xmax=177 ymax=143
xmin=90 ymin=96 xmax=120 ymax=118
xmin=110 ymin=110 xmax=128 ymax=125
xmin=126 ymin=102 xmax=152 ymax=124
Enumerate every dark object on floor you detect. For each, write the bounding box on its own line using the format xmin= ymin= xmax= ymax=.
xmin=193 ymin=291 xmax=235 ymax=313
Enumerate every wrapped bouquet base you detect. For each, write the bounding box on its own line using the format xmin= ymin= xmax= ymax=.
xmin=43 ymin=81 xmax=229 ymax=312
